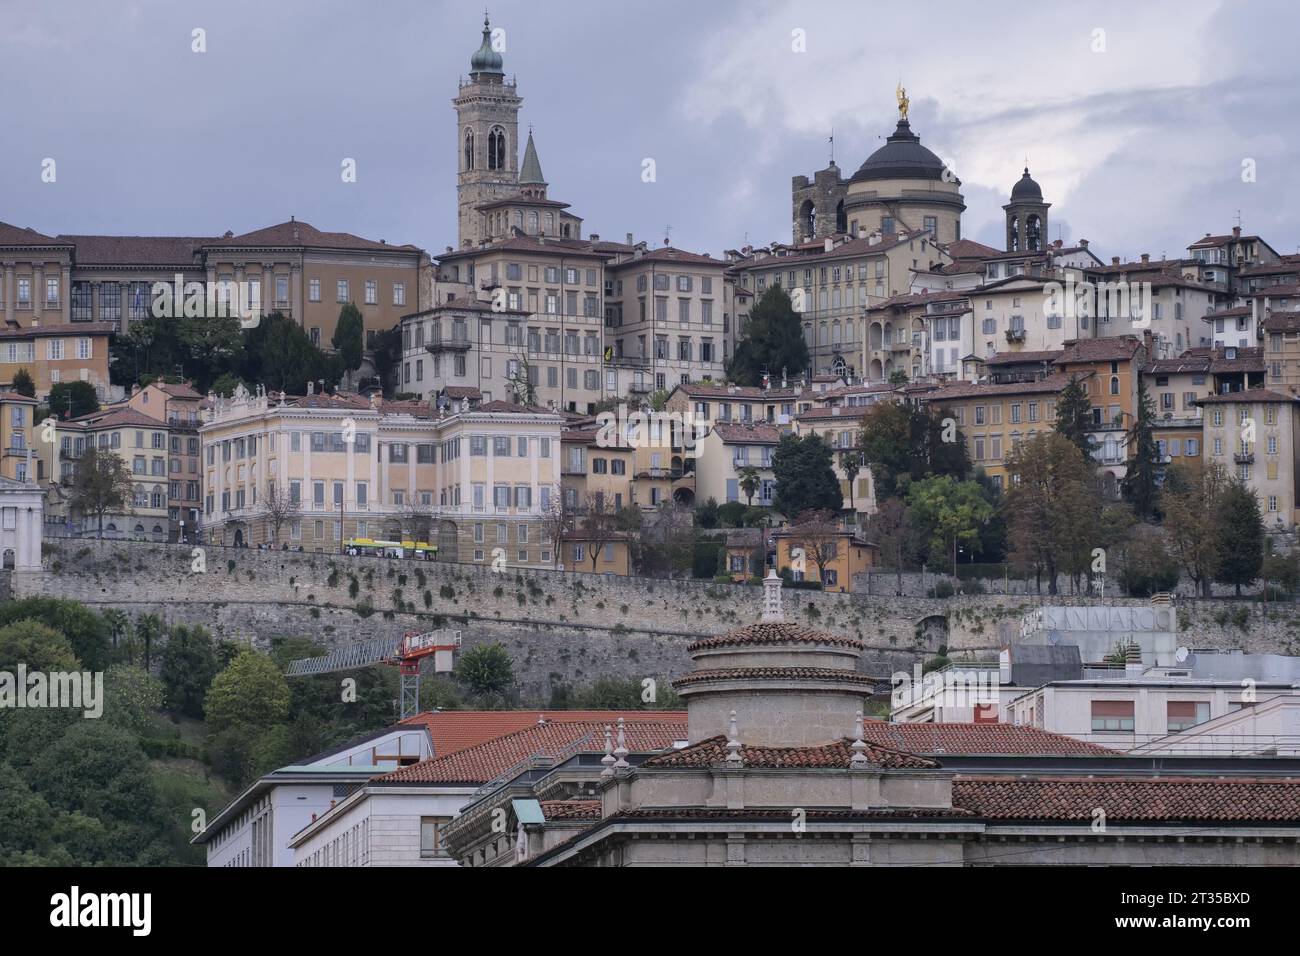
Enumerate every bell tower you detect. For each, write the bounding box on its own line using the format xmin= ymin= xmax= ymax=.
xmin=453 ymin=14 xmax=522 ymax=248
xmin=1004 ymin=167 xmax=1050 ymax=253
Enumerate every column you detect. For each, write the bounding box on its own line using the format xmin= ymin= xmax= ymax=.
xmin=33 ymin=265 xmax=44 ymax=322
xmin=61 ymin=265 xmax=71 ymax=323
xmin=3 ymin=262 xmax=13 ymax=327
xmin=290 ymin=264 xmax=302 ymax=323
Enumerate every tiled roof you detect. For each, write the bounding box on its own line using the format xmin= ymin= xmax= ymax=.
xmin=541 ymin=800 xmax=601 ymax=821
xmin=1202 ymin=306 xmax=1251 ymax=319
xmin=1188 ymin=233 xmax=1261 ymax=248
xmin=730 ymin=234 xmax=917 ymax=271
xmin=474 ymin=399 xmax=557 ymax=415
xmin=59 ymin=234 xmax=213 ymax=266
xmin=609 ymin=806 xmax=969 ymax=821
xmin=795 ymin=406 xmax=866 ymax=420
xmin=0 ymin=322 xmax=115 ymax=340
xmin=924 ymin=375 xmax=1070 ymax=402
xmin=155 ymin=382 xmax=203 ymax=399
xmin=710 ymin=422 xmax=782 ymax=444
xmin=0 ymin=221 xmax=72 ymax=247
xmin=442 ymin=385 xmax=482 ymax=400
xmin=1247 ymin=282 xmax=1300 ymax=297
xmin=611 ymin=246 xmax=726 ymax=267
xmin=867 ymin=290 xmax=968 ymax=312
xmin=379 ymin=717 xmax=686 ymax=785
xmin=0 ymin=391 xmax=37 ymax=404
xmin=65 ymin=407 xmax=167 ymax=430
xmin=671 ymin=667 xmax=878 ymax=690
xmin=397 ymin=710 xmax=687 ymax=759
xmin=287 ymin=392 xmax=371 ymax=410
xmin=687 ymin=622 xmax=865 ymax=652
xmin=954 ymin=776 xmax=1300 ymax=822
xmin=1208 ymin=346 xmax=1264 ymax=373
xmin=859 ymin=722 xmax=1115 ymax=756
xmin=673 ymin=383 xmax=804 ymax=400
xmin=641 ymin=735 xmax=939 ymax=770
xmin=1240 ymin=257 xmax=1300 ymax=277
xmin=943 ymin=238 xmax=1004 ymax=260
xmin=1197 ymin=388 xmax=1297 ymax=404
xmin=206 ymin=219 xmax=420 ymax=252
xmin=439 ymin=235 xmax=612 ymax=260
xmin=1263 ymin=311 xmax=1300 ymax=334
xmin=1054 ymin=336 xmax=1143 ymax=364
xmin=1143 ymin=356 xmax=1211 ymax=375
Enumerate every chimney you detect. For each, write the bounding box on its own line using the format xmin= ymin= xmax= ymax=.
xmin=824 ymin=237 xmax=834 ymax=253
xmin=590 ymin=233 xmax=599 ymax=242
xmin=1140 ymin=253 xmax=1150 ymax=264
xmin=1079 ymin=239 xmax=1089 ymax=249
xmin=307 ymin=381 xmax=314 ymax=395
xmin=1111 ymin=256 xmax=1120 ymax=266
xmin=626 ymin=232 xmax=634 ymax=247
xmin=1233 ymin=225 xmax=1242 ymax=238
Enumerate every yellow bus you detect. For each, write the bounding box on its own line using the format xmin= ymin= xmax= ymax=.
xmin=344 ymin=537 xmax=438 ymax=561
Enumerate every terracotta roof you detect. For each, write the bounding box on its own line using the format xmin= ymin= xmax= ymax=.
xmin=287 ymin=392 xmax=371 ymax=410
xmin=1240 ymin=257 xmax=1300 ymax=277
xmin=1188 ymin=233 xmax=1261 ymax=248
xmin=206 ymin=219 xmax=420 ymax=253
xmin=1247 ymin=283 xmax=1300 ymax=297
xmin=943 ymin=239 xmax=1004 ymax=260
xmin=59 ymin=234 xmax=213 ymax=266
xmin=859 ymin=722 xmax=1115 ymax=756
xmin=730 ymin=233 xmax=919 ymax=271
xmin=609 ymin=806 xmax=969 ymax=820
xmin=642 ymin=735 xmax=938 ymax=770
xmin=0 ymin=391 xmax=37 ymax=404
xmin=1263 ymin=311 xmax=1300 ymax=333
xmin=1208 ymin=346 xmax=1264 ymax=373
xmin=1143 ymin=356 xmax=1211 ymax=375
xmin=379 ymin=717 xmax=686 ymax=785
xmin=686 ymin=622 xmax=865 ymax=652
xmin=0 ymin=322 xmax=115 ymax=340
xmin=710 ymin=422 xmax=782 ymax=444
xmin=867 ymin=290 xmax=968 ymax=312
xmin=924 ymin=375 xmax=1070 ymax=402
xmin=155 ymin=382 xmax=203 ymax=399
xmin=0 ymin=222 xmax=72 ymax=247
xmin=541 ymin=800 xmax=601 ymax=821
xmin=1197 ymin=388 xmax=1297 ymax=404
xmin=65 ymin=407 xmax=168 ymax=430
xmin=673 ymin=383 xmax=804 ymax=400
xmin=474 ymin=399 xmax=556 ymax=415
xmin=439 ymin=235 xmax=612 ymax=261
xmin=1054 ymin=336 xmax=1143 ymax=364
xmin=954 ymin=776 xmax=1300 ymax=822
xmin=442 ymin=385 xmax=482 ymax=400
xmin=611 ymin=246 xmax=726 ymax=267
xmin=1202 ymin=306 xmax=1251 ymax=319
xmin=671 ymin=667 xmax=878 ymax=690
xmin=398 ymin=710 xmax=686 ymax=759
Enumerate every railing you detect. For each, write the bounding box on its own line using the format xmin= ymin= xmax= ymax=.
xmin=1234 ymin=452 xmax=1255 ymax=464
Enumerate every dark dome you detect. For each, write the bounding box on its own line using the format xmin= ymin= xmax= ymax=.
xmin=1011 ymin=167 xmax=1042 ymax=201
xmin=470 ymin=17 xmax=503 ymax=74
xmin=850 ymin=119 xmax=949 ymax=184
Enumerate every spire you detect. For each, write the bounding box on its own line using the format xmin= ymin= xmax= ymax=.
xmin=760 ymin=567 xmax=784 ymax=622
xmin=469 ymin=12 xmax=504 ymax=76
xmin=519 ymin=129 xmax=546 ymax=185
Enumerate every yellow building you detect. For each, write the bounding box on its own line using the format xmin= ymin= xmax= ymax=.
xmin=127 ymin=381 xmax=205 ymax=535
xmin=559 ymin=530 xmax=632 ymax=575
xmin=200 ymin=385 xmax=563 ymax=565
xmin=773 ymin=528 xmax=877 ymax=592
xmin=1199 ymin=389 xmax=1300 ymax=532
xmin=0 ymin=391 xmax=38 ymax=482
xmin=0 ymin=323 xmax=113 ymax=401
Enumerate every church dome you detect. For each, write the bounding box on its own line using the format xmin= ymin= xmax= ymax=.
xmin=470 ymin=16 xmax=503 ymax=75
xmin=1010 ymin=167 xmax=1043 ymax=201
xmin=850 ymin=118 xmax=948 ymax=184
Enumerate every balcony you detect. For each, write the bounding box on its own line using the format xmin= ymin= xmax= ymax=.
xmin=628 ymin=380 xmax=652 ymax=393
xmin=1234 ymin=452 xmax=1255 ymax=464
xmin=1005 ymin=328 xmax=1026 ymax=343
xmin=426 ymin=336 xmax=471 ymax=352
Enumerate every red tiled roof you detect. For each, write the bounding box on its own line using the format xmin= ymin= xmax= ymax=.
xmin=474 ymin=399 xmax=556 ymax=415
xmin=0 ymin=322 xmax=115 ymax=340
xmin=867 ymin=290 xmax=968 ymax=312
xmin=860 ymin=722 xmax=1114 ymax=756
xmin=672 ymin=667 xmax=878 ymax=690
xmin=380 ymin=716 xmax=686 ymax=785
xmin=541 ymin=800 xmax=601 ymax=821
xmin=1188 ymin=233 xmax=1261 ymax=248
xmin=687 ymin=622 xmax=865 ymax=652
xmin=611 ymin=246 xmax=726 ymax=267
xmin=1263 ymin=311 xmax=1300 ymax=334
xmin=206 ymin=219 xmax=420 ymax=253
xmin=442 ymin=385 xmax=482 ymax=400
xmin=943 ymin=239 xmax=1004 ymax=260
xmin=983 ymin=349 xmax=1062 ymax=366
xmin=0 ymin=391 xmax=37 ymax=404
xmin=730 ymin=233 xmax=918 ymax=271
xmin=641 ymin=735 xmax=939 ymax=770
xmin=711 ymin=422 xmax=782 ymax=444
xmin=65 ymin=407 xmax=167 ymax=430
xmin=954 ymin=776 xmax=1300 ymax=822
xmin=155 ymin=382 xmax=203 ymax=399
xmin=397 ymin=710 xmax=686 ymax=760
xmin=1054 ymin=336 xmax=1143 ymax=365
xmin=673 ymin=383 xmax=804 ymax=400
xmin=924 ymin=375 xmax=1070 ymax=402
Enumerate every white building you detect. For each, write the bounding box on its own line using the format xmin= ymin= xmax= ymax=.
xmin=194 ymin=725 xmax=431 ymax=867
xmin=0 ymin=473 xmax=43 ymax=569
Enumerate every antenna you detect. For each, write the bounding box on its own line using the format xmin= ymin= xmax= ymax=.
xmin=664 ymin=224 xmax=672 ymax=247
xmin=285 ymin=628 xmax=462 ymax=720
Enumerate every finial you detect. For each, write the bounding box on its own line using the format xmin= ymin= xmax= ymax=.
xmin=849 ymin=711 xmax=870 ymax=769
xmin=725 ymin=710 xmax=743 ymax=766
xmin=613 ymin=717 xmax=630 ymax=769
xmin=761 ymin=567 xmax=784 ymax=622
xmin=600 ymin=724 xmax=616 ymax=778
xmin=895 ymin=82 xmax=909 ymax=121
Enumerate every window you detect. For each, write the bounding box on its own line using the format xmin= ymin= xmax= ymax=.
xmin=1091 ymin=700 xmax=1135 ymax=732
xmin=1167 ymin=701 xmax=1210 ymax=732
xmin=309 ymin=278 xmax=321 ymax=302
xmin=364 ymin=280 xmax=377 ymax=305
xmin=337 ymin=279 xmax=349 ymax=303
xmin=420 ymin=817 xmax=451 ymax=858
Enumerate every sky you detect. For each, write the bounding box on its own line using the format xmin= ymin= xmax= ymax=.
xmin=3 ymin=0 xmax=1299 ymax=263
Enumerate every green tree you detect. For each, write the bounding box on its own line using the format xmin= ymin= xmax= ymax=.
xmin=0 ymin=599 xmax=111 ymax=671
xmin=1161 ymin=459 xmax=1228 ymax=597
xmin=737 ymin=465 xmax=761 ymax=506
xmin=1215 ymin=481 xmax=1264 ymax=596
xmin=101 ymin=665 xmax=164 ymax=737
xmin=0 ymin=620 xmax=80 ymax=672
xmin=48 ymin=381 xmax=100 ymax=419
xmin=178 ymin=314 xmax=244 ymax=391
xmin=159 ymin=625 xmax=221 ymax=718
xmin=860 ymin=402 xmax=969 ymax=500
xmin=866 ymin=497 xmax=911 ymax=596
xmin=1122 ymin=379 xmax=1160 ymax=517
xmin=694 ymin=497 xmax=720 ymax=529
xmin=725 ymin=285 xmax=809 ymax=386
xmin=67 ymin=446 xmax=135 ymax=540
xmin=905 ymin=475 xmax=993 ymax=575
xmin=455 ymin=643 xmax=515 ymax=699
xmin=772 ymin=432 xmax=841 ymax=517
xmin=1053 ymin=374 xmax=1096 ymax=459
xmin=209 ymin=372 xmax=244 ymax=397
xmin=839 ymin=449 xmax=861 ymax=512
xmin=332 ymin=302 xmax=365 ymax=372
xmin=1117 ymin=528 xmax=1181 ymax=597
xmin=205 ymin=650 xmax=292 ymax=733
xmin=10 ymin=368 xmax=35 ymax=398
xmin=238 ymin=311 xmax=338 ymax=396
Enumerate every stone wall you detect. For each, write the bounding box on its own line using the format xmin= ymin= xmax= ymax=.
xmin=12 ymin=540 xmax=1300 ymax=700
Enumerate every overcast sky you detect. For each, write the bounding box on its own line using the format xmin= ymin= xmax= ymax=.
xmin=4 ymin=0 xmax=1298 ymax=263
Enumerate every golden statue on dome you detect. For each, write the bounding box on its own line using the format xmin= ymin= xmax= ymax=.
xmin=896 ymin=83 xmax=909 ymax=120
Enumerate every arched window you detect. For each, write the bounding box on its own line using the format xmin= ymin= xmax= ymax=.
xmin=799 ymin=199 xmax=815 ymax=239
xmin=1008 ymin=217 xmax=1020 ymax=252
xmin=1026 ymin=214 xmax=1042 ymax=251
xmin=528 ymin=211 xmax=539 ymax=234
xmin=545 ymin=212 xmax=555 ymax=234
xmin=463 ymin=129 xmax=475 ymax=171
xmin=488 ymin=127 xmax=506 ymax=171
xmin=1110 ymin=376 xmax=1120 ymax=395
xmin=835 ymin=200 xmax=847 ymax=233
